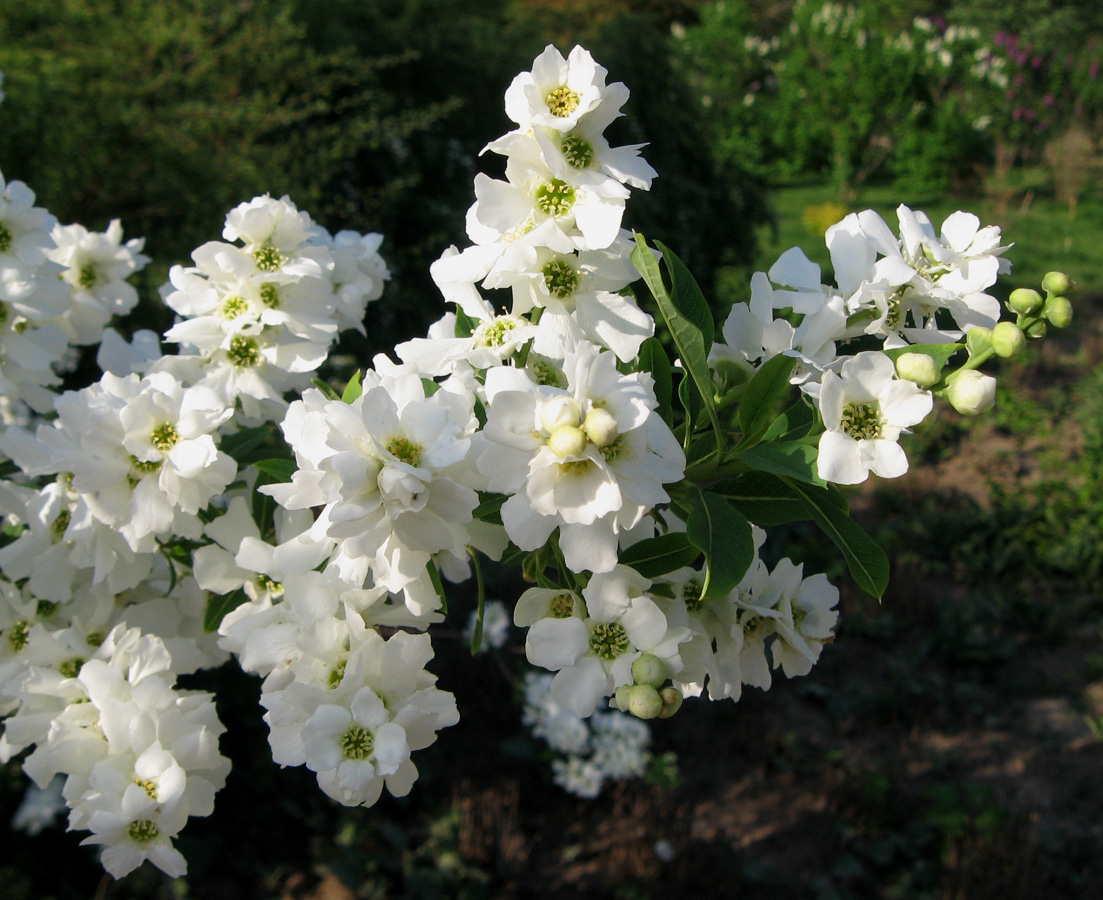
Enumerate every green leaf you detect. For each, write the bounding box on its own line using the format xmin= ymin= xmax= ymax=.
xmin=684 ymin=487 xmax=754 ymax=599
xmin=426 ymin=560 xmax=447 ymax=614
xmin=658 ymin=240 xmax=713 ymax=346
xmin=619 ymin=532 xmax=702 ymax=578
xmin=738 ymin=441 xmax=826 ymax=485
xmin=711 ymin=471 xmax=848 ymax=526
xmin=220 ymin=425 xmax=273 ymax=466
xmin=638 ymin=337 xmax=674 ymax=428
xmin=786 ymin=479 xmax=889 ymax=598
xmin=473 ymin=492 xmax=506 ymax=525
xmin=251 ymin=458 xmax=297 ymax=482
xmin=341 ymin=370 xmax=363 ymax=403
xmin=454 ymin=306 xmax=477 ymax=338
xmin=737 ymin=353 xmax=797 ymax=447
xmin=468 ymin=548 xmax=486 ymax=655
xmin=632 ymin=233 xmax=723 ymax=447
xmin=204 ymin=587 xmax=248 ymax=633
xmin=686 ymin=432 xmax=719 ymax=469
xmin=711 ymin=472 xmax=815 ymax=526
xmin=311 ymin=378 xmax=342 ymax=402
xmin=761 ymin=397 xmax=820 ymax=444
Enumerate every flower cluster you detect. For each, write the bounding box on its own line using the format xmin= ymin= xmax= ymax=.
xmin=522 ymin=670 xmax=651 ymax=798
xmin=0 ymin=43 xmax=1076 ymax=876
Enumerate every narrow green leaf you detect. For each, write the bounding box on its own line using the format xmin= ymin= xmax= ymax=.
xmin=311 ymin=378 xmax=342 ymax=402
xmin=204 ymin=587 xmax=249 ymax=633
xmin=426 ymin=560 xmax=448 ymax=614
xmin=761 ymin=397 xmax=820 ymax=444
xmin=251 ymin=458 xmax=297 ymax=482
xmin=686 ymin=432 xmax=719 ymax=469
xmin=658 ymin=240 xmax=713 ymax=346
xmin=619 ymin=532 xmax=702 ymax=578
xmin=632 ymin=233 xmax=723 ymax=447
xmin=638 ymin=337 xmax=674 ymax=428
xmin=684 ymin=487 xmax=754 ymax=599
xmin=341 ymin=370 xmax=363 ymax=403
xmin=468 ymin=548 xmax=486 ymax=655
xmin=785 ymin=479 xmax=889 ymax=598
xmin=738 ymin=441 xmax=826 ymax=486
xmin=738 ymin=354 xmax=797 ymax=447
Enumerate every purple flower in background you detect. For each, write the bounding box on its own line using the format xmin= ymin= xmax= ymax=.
xmin=1090 ymin=59 xmax=1100 ymax=79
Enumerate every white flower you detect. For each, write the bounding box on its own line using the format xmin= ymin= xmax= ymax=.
xmin=817 ymin=351 xmax=933 ymax=484
xmin=504 ymin=45 xmax=623 ymax=133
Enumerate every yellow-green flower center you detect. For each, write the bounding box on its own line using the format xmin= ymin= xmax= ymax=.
xmin=561 ymin=133 xmax=595 ymax=169
xmin=0 ymin=224 xmax=12 ymax=253
xmin=221 ymin=295 xmax=249 ymax=319
xmin=135 ymin=778 xmax=158 ymax=800
xmin=340 ymin=725 xmax=375 ymax=761
xmin=550 ymin=593 xmax=576 ymax=618
xmin=590 ymin=622 xmax=630 ymax=661
xmin=254 ymin=246 xmax=284 ymax=273
xmin=7 ymin=620 xmax=29 ymax=653
xmin=840 ymin=402 xmax=883 ymax=441
xmin=545 ymin=86 xmax=580 ymax=117
xmin=78 ymin=264 xmax=97 ymax=290
xmin=59 ymin=657 xmax=85 ymax=679
xmin=474 ymin=316 xmax=520 ymax=349
xmin=127 ymin=819 xmax=160 ymax=844
xmin=683 ymin=578 xmax=703 ymax=613
xmin=228 ymin=335 xmax=261 ymax=368
xmin=386 ymin=436 xmax=423 ymax=467
xmin=536 ymin=179 xmax=576 ymax=218
xmin=151 ymin=423 xmax=180 ymax=452
xmin=51 ymin=510 xmax=71 ymax=542
xmin=259 ymin=283 xmax=280 ymax=308
xmin=543 ymin=259 xmax=579 ymax=299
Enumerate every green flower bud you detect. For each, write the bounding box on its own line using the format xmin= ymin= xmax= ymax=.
xmin=991 ymin=321 xmax=1026 ymax=358
xmin=965 ymin=326 xmax=992 ymax=358
xmin=1024 ymin=319 xmax=1048 ymax=340
xmin=631 ymin=653 xmax=667 ymax=688
xmin=1041 ymin=271 xmax=1075 ymax=296
xmin=613 ymin=685 xmax=633 ymax=712
xmin=628 ymin=684 xmax=664 ymax=719
xmin=658 ymin=687 xmax=684 ymax=718
xmin=1007 ymin=288 xmax=1043 ymax=316
xmin=547 ymin=424 xmax=587 ymax=459
xmin=946 ymin=370 xmax=996 ymax=416
xmin=895 ymin=352 xmax=941 ymax=388
xmin=583 ymin=407 xmax=618 ymax=447
xmin=1045 ymin=295 xmax=1073 ymax=329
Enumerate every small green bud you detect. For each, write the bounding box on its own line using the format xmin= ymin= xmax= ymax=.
xmin=1007 ymin=287 xmax=1043 ymax=316
xmin=946 ymin=370 xmax=996 ymax=416
xmin=1024 ymin=319 xmax=1048 ymax=340
xmin=965 ymin=326 xmax=992 ymax=357
xmin=628 ymin=684 xmax=664 ymax=719
xmin=613 ymin=685 xmax=633 ymax=711
xmin=658 ymin=687 xmax=684 ymax=718
xmin=1041 ymin=271 xmax=1075 ymax=296
xmin=547 ymin=424 xmax=587 ymax=459
xmin=631 ymin=653 xmax=667 ymax=688
xmin=1045 ymin=295 xmax=1073 ymax=329
xmin=991 ymin=321 xmax=1026 ymax=358
xmin=895 ymin=352 xmax=941 ymax=388
xmin=583 ymin=408 xmax=618 ymax=448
